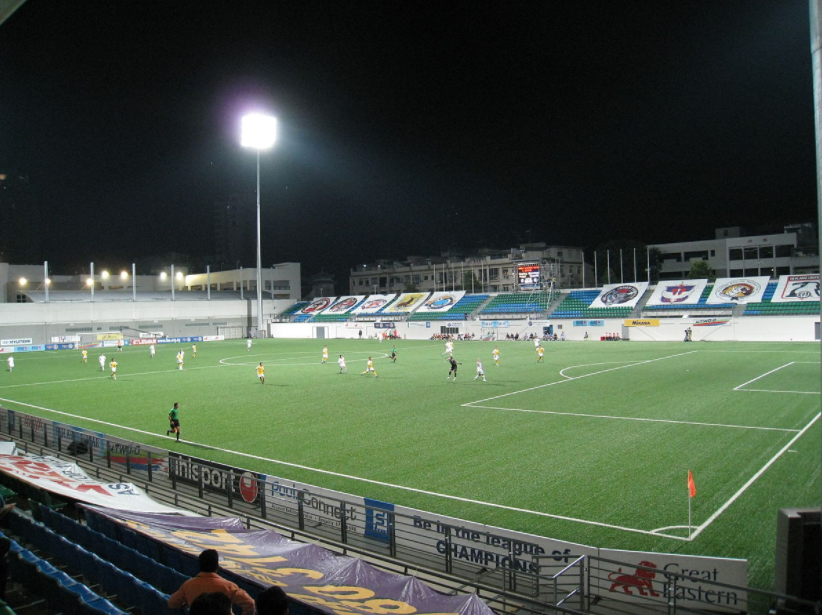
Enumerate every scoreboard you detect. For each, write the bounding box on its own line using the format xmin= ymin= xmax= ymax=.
xmin=517 ymin=262 xmax=541 ymax=290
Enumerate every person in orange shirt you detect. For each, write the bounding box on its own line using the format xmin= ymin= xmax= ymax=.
xmin=168 ymin=550 xmax=255 ymax=615
xmin=256 ymin=362 xmax=265 ymax=384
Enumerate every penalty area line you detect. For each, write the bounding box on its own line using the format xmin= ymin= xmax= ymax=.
xmin=0 ymin=395 xmax=683 ymax=541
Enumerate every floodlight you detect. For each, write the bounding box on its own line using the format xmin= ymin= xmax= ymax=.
xmin=120 ymin=271 xmax=128 ymax=280
xmin=176 ymin=271 xmax=183 ymax=280
xmin=18 ymin=277 xmax=26 ymax=286
xmin=86 ymin=278 xmax=93 ymax=287
xmin=160 ymin=272 xmax=168 ymax=280
xmin=101 ymin=270 xmax=110 ymax=279
xmin=241 ymin=114 xmax=278 ymax=150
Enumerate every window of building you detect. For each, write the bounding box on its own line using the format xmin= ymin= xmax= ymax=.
xmin=743 ymin=247 xmax=757 ymax=260
xmin=775 ymin=245 xmax=792 ymax=258
xmin=760 ymin=267 xmax=774 ymax=278
xmin=776 ymin=266 xmax=791 ymax=276
xmin=662 ymin=253 xmax=682 ymax=263
xmin=729 ymin=248 xmax=742 ymax=261
xmin=489 ymin=268 xmax=499 ymax=280
xmin=730 ymin=269 xmax=743 ymax=277
xmin=760 ymin=246 xmax=773 ymax=259
xmin=710 ymin=250 xmax=716 ymax=257
xmin=743 ymin=268 xmax=759 ymax=277
xmin=684 ymin=250 xmax=709 ymax=261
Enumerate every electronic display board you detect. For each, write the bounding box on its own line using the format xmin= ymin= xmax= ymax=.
xmin=517 ymin=262 xmax=540 ymax=290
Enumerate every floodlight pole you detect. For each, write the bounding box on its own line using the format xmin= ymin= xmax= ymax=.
xmin=44 ymin=261 xmax=49 ymax=303
xmin=256 ymin=149 xmax=263 ymax=337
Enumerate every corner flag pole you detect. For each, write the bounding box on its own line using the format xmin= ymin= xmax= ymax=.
xmin=687 ymin=470 xmax=696 ymax=538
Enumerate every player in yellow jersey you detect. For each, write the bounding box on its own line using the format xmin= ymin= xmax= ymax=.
xmin=176 ymin=351 xmax=184 ymax=370
xmin=109 ymin=359 xmax=118 ymax=380
xmin=82 ymin=349 xmax=88 ymax=363
xmin=361 ymin=357 xmax=378 ymax=377
xmin=537 ymin=345 xmax=545 ymax=362
xmin=256 ymin=362 xmax=265 ymax=384
xmin=492 ymin=346 xmax=500 ymax=366
xmin=192 ymin=343 xmax=197 ymax=358
xmin=322 ymin=345 xmax=328 ymax=364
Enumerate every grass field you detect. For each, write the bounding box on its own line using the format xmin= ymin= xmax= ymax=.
xmin=0 ymin=337 xmax=819 ymax=590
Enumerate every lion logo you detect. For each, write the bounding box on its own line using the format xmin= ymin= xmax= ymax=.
xmin=608 ymin=560 xmax=660 ymax=596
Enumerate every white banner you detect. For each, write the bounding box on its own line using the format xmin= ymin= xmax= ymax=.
xmin=299 ymin=297 xmax=336 ymax=315
xmin=645 ymin=280 xmax=708 ymax=306
xmin=51 ymin=336 xmax=81 ymax=343
xmin=202 ymin=335 xmax=226 ymax=341
xmin=707 ymin=277 xmax=770 ymax=304
xmin=416 ymin=291 xmax=465 ymax=313
xmin=383 ymin=292 xmax=430 ymax=314
xmin=596 ymin=548 xmax=747 ymax=613
xmin=0 ymin=453 xmax=187 ymax=514
xmin=352 ymin=294 xmax=397 ymax=314
xmin=588 ymin=282 xmax=649 ymax=308
xmin=1 ymin=338 xmax=33 ymax=346
xmin=771 ymin=274 xmax=820 ymax=303
xmin=320 ymin=295 xmax=366 ymax=314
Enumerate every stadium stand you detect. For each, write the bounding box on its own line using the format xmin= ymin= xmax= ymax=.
xmin=312 ymin=298 xmax=368 ymax=322
xmin=479 ymin=292 xmax=553 ymax=316
xmin=549 ymin=290 xmax=633 ymax=319
xmin=280 ymin=301 xmax=308 ymax=317
xmin=742 ymin=281 xmax=820 ymax=316
xmin=408 ymin=294 xmax=490 ymax=321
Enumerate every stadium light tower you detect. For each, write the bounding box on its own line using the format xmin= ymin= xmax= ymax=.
xmin=241 ymin=113 xmax=278 ymax=337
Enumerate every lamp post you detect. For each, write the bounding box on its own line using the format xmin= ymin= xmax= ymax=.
xmin=241 ymin=113 xmax=278 ymax=338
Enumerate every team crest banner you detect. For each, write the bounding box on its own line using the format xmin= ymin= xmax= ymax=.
xmin=706 ymin=277 xmax=770 ymax=304
xmin=351 ymin=294 xmax=397 ymax=314
xmin=85 ymin=508 xmax=497 ymax=615
xmin=416 ymin=291 xmax=465 ymax=313
xmin=319 ymin=296 xmax=366 ymax=314
xmin=645 ymin=280 xmax=707 ymax=306
xmin=299 ymin=297 xmax=336 ymax=315
xmin=382 ymin=292 xmax=430 ymax=314
xmin=588 ymin=282 xmax=649 ymax=308
xmin=771 ymin=274 xmax=820 ymax=303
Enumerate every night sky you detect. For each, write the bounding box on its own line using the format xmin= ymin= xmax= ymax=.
xmin=0 ymin=1 xmax=817 ymax=284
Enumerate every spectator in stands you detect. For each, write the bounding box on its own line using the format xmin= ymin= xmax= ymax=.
xmin=256 ymin=586 xmax=289 ymax=615
xmin=190 ymin=592 xmax=232 ymax=615
xmin=168 ymin=549 xmax=255 ymax=615
xmin=0 ymin=536 xmax=9 ymax=600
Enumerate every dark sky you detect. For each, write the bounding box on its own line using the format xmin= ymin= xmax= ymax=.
xmin=0 ymin=1 xmax=817 ymax=283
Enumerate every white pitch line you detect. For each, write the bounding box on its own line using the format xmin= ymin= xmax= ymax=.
xmin=688 ymin=412 xmax=822 ymax=541
xmin=733 ymin=362 xmax=795 ymax=391
xmin=465 ymin=350 xmax=698 ymax=406
xmin=465 ymin=405 xmax=800 ymax=433
xmin=0 ymin=395 xmax=685 ymax=540
xmin=736 ymin=389 xmax=820 ymax=395
xmin=0 ymin=364 xmax=231 ymax=390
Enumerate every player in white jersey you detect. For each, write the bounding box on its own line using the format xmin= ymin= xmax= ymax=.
xmin=338 ymin=355 xmax=347 ymax=374
xmin=474 ymin=358 xmax=486 ymax=382
xmin=441 ymin=340 xmax=454 ymax=356
xmin=99 ymin=354 xmax=106 ymax=371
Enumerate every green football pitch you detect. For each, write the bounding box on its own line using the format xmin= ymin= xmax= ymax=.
xmin=0 ymin=338 xmax=819 ymax=590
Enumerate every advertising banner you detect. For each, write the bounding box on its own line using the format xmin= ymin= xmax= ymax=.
xmin=1 ymin=338 xmax=33 ymax=346
xmin=707 ymin=277 xmax=770 ymax=304
xmin=299 ymin=297 xmax=336 ymax=315
xmin=51 ymin=336 xmax=80 ymax=343
xmin=588 ymin=282 xmax=649 ymax=308
xmin=645 ymin=280 xmax=708 ymax=306
xmin=320 ymin=296 xmax=366 ymax=314
xmin=0 ymin=453 xmax=185 ymax=514
xmin=0 ymin=345 xmax=45 ymax=354
xmin=624 ymin=319 xmax=660 ymax=327
xmin=156 ymin=336 xmax=202 ymax=344
xmin=202 ymin=335 xmax=225 ymax=341
xmin=481 ymin=320 xmax=510 ymax=328
xmin=382 ymin=292 xmax=430 ymax=314
xmin=96 ymin=333 xmax=123 ymax=341
xmin=416 ymin=291 xmax=466 ymax=313
xmin=595 ymin=548 xmax=747 ymax=613
xmin=352 ymin=294 xmax=397 ymax=314
xmin=771 ymin=274 xmax=820 ymax=302
xmin=87 ymin=507 xmax=499 ymax=615
xmin=130 ymin=338 xmax=156 ymax=345
xmin=573 ymin=320 xmax=604 ymax=327
xmin=169 ymin=453 xmax=262 ymax=506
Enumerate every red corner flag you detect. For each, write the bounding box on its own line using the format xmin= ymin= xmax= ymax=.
xmin=688 ymin=471 xmax=697 ymax=498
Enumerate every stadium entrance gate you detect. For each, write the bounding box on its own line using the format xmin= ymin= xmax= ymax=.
xmin=218 ymin=326 xmax=244 ymax=339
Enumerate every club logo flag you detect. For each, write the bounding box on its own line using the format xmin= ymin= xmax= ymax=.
xmin=706 ymin=277 xmax=769 ymax=304
xmin=416 ymin=291 xmax=465 ymax=313
xmin=351 ymin=294 xmax=397 ymax=314
xmin=688 ymin=471 xmax=696 ymax=498
xmin=299 ymin=297 xmax=335 ymax=314
xmin=588 ymin=282 xmax=649 ymax=308
xmin=382 ymin=292 xmax=430 ymax=314
xmin=320 ymin=295 xmax=365 ymax=314
xmin=771 ymin=274 xmax=820 ymax=303
xmin=645 ymin=279 xmax=708 ymax=306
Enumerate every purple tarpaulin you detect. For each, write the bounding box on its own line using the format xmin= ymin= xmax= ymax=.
xmin=87 ymin=507 xmax=496 ymax=615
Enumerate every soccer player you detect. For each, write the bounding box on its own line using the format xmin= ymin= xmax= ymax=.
xmin=167 ymin=402 xmax=181 ymax=441
xmin=390 ymin=346 xmax=397 ymax=363
xmin=321 ymin=345 xmax=328 ymax=364
xmin=534 ymin=337 xmax=540 ymax=350
xmin=117 ymin=339 xmax=123 ymax=352
xmin=176 ymin=350 xmax=184 ymax=370
xmin=361 ymin=357 xmax=378 ymax=377
xmin=109 ymin=359 xmax=118 ymax=380
xmin=82 ymin=349 xmax=88 ymax=363
xmin=441 ymin=340 xmax=454 ymax=356
xmin=247 ymin=338 xmax=252 ymax=352
xmin=192 ymin=343 xmax=197 ymax=358
xmin=474 ymin=358 xmax=487 ymax=382
xmin=256 ymin=362 xmax=265 ymax=384
xmin=492 ymin=346 xmax=500 ymax=366
xmin=150 ymin=344 xmax=156 ymax=358
xmin=99 ymin=353 xmax=106 ymax=371
xmin=537 ymin=345 xmax=545 ymax=362
xmin=338 ymin=355 xmax=347 ymax=374
xmin=6 ymin=356 xmax=13 ymax=373
xmin=447 ymin=356 xmax=461 ymax=381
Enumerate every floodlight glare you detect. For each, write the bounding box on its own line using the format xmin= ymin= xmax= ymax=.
xmin=120 ymin=271 xmax=128 ymax=280
xmin=101 ymin=270 xmax=110 ymax=279
xmin=86 ymin=278 xmax=93 ymax=287
xmin=18 ymin=277 xmax=27 ymax=286
xmin=160 ymin=272 xmax=168 ymax=280
xmin=176 ymin=271 xmax=183 ymax=280
xmin=45 ymin=279 xmax=51 ymax=285
xmin=241 ymin=114 xmax=278 ymax=150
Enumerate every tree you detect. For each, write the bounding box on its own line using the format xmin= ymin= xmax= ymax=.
xmin=687 ymin=260 xmax=716 ymax=281
xmin=404 ymin=282 xmax=419 ymax=293
xmin=462 ymin=270 xmax=482 ymax=293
